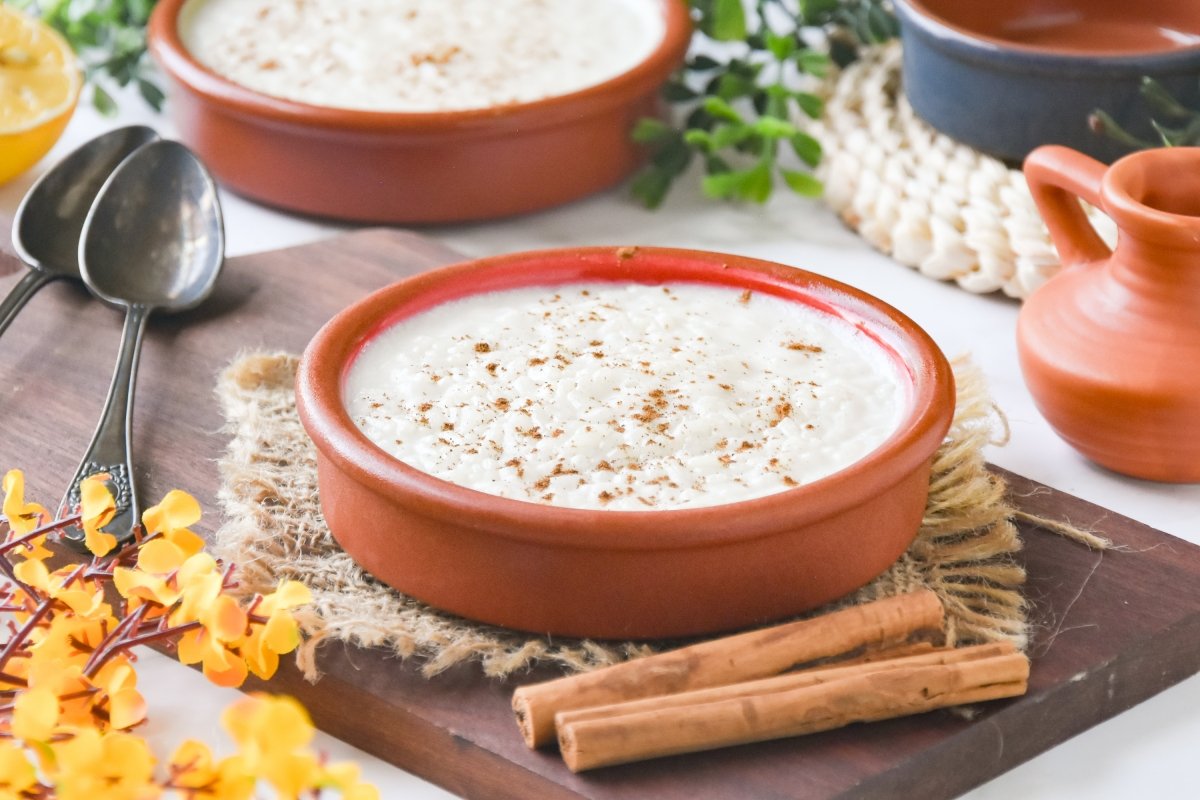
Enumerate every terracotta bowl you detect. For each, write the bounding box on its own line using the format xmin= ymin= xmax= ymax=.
xmin=146 ymin=0 xmax=690 ymax=223
xmin=296 ymin=247 xmax=955 ymax=639
xmin=895 ymin=0 xmax=1200 ymax=163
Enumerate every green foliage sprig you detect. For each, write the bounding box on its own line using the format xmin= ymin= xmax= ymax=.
xmin=12 ymin=0 xmax=163 ymax=115
xmin=1090 ymin=77 xmax=1200 ymax=149
xmin=632 ymin=0 xmax=897 ymax=208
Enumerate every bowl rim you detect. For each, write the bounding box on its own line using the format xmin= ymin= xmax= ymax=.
xmin=147 ymin=0 xmax=693 ymax=132
xmin=296 ymin=247 xmax=956 ymax=552
xmin=895 ymin=0 xmax=1200 ymax=64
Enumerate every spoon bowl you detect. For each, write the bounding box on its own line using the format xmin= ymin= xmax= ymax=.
xmin=0 ymin=126 xmax=159 ymax=337
xmin=61 ymin=140 xmax=224 ymax=551
xmin=80 ymin=139 xmax=224 ymax=312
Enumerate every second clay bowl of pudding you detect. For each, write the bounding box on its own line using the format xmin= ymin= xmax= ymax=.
xmin=894 ymin=0 xmax=1200 ymax=163
xmin=296 ymin=247 xmax=955 ymax=639
xmin=147 ymin=0 xmax=690 ymax=223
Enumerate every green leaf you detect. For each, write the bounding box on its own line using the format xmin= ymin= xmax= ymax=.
xmin=709 ymin=0 xmax=747 ymax=41
xmin=688 ymin=54 xmax=722 ymax=71
xmin=662 ymin=81 xmax=699 ymax=102
xmin=794 ymin=92 xmax=824 ymax=119
xmin=794 ymin=50 xmax=830 ymax=78
xmin=782 ymin=169 xmax=824 ymax=197
xmin=710 ymin=122 xmax=754 ymax=149
xmin=631 ymin=167 xmax=674 ymax=209
xmin=703 ymin=96 xmax=744 ymax=123
xmin=797 ymin=0 xmax=840 ymax=20
xmin=1140 ymin=78 xmax=1192 ymax=119
xmin=703 ymin=162 xmax=773 ymax=203
xmin=631 ymin=118 xmax=674 ymax=144
xmin=92 ymin=84 xmax=117 ymax=116
xmin=701 ymin=169 xmax=746 ymax=199
xmin=738 ymin=161 xmax=774 ymax=202
xmin=866 ymin=4 xmax=899 ymax=43
xmin=683 ymin=128 xmax=714 ymax=150
xmin=764 ymin=31 xmax=796 ymax=61
xmin=790 ymin=132 xmax=823 ymax=167
xmin=754 ymin=116 xmax=797 ymax=139
xmin=137 ymin=76 xmax=164 ymax=110
xmin=714 ymin=71 xmax=757 ymax=101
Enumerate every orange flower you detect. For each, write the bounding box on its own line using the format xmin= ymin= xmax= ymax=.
xmin=79 ymin=475 xmax=118 ymax=557
xmin=2 ymin=469 xmax=47 ymax=536
xmin=242 ymin=581 xmax=312 ymax=680
xmin=141 ymin=489 xmax=205 ymax=558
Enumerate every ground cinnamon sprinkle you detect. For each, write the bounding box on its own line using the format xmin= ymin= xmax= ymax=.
xmin=346 ymin=282 xmax=905 ymax=510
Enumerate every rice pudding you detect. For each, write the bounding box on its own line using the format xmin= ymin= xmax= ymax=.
xmin=178 ymin=0 xmax=664 ymax=112
xmin=345 ymin=282 xmax=907 ymax=511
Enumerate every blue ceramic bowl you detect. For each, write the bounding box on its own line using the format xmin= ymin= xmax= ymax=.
xmin=894 ymin=0 xmax=1200 ymax=163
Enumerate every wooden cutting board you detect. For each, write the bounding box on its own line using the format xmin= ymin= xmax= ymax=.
xmin=0 ymin=227 xmax=1198 ymax=799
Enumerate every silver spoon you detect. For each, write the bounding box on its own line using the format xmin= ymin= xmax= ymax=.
xmin=59 ymin=140 xmax=224 ymax=552
xmin=6 ymin=126 xmax=160 ymax=337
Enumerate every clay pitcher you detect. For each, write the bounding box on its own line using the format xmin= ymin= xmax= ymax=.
xmin=1020 ymin=145 xmax=1200 ymax=482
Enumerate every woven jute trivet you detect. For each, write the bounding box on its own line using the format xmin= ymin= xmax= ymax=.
xmin=810 ymin=42 xmax=1117 ymax=299
xmin=214 ymin=352 xmax=1104 ymax=682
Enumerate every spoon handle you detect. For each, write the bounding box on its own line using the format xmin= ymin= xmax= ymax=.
xmin=0 ymin=271 xmax=53 ymax=340
xmin=60 ymin=304 xmax=150 ymax=553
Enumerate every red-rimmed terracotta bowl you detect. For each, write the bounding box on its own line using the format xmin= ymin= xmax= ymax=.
xmin=146 ymin=0 xmax=690 ymax=223
xmin=296 ymin=248 xmax=955 ymax=639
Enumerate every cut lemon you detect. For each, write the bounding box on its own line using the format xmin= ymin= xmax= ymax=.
xmin=0 ymin=5 xmax=81 ymax=185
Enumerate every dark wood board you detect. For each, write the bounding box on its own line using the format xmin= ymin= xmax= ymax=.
xmin=0 ymin=225 xmax=1198 ymax=799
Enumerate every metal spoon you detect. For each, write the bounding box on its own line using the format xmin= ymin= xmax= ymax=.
xmin=6 ymin=126 xmax=160 ymax=337
xmin=60 ymin=140 xmax=224 ymax=551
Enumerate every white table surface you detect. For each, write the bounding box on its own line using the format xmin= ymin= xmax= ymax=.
xmin=2 ymin=92 xmax=1198 ymax=800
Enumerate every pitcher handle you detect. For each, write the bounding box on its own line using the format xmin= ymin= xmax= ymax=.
xmin=1024 ymin=145 xmax=1111 ymax=267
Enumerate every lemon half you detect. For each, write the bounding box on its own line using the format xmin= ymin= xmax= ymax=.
xmin=0 ymin=5 xmax=82 ymax=185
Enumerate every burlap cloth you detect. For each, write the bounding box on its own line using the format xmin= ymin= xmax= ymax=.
xmin=215 ymin=352 xmax=1104 ymax=681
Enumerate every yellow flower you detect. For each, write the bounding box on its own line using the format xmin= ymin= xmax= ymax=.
xmin=49 ymin=728 xmax=158 ymax=800
xmin=242 ymin=581 xmax=312 ymax=680
xmin=14 ymin=560 xmax=108 ymax=619
xmin=0 ymin=741 xmax=38 ymax=796
xmin=222 ymin=694 xmax=325 ymax=798
xmin=79 ymin=475 xmax=117 ymax=557
xmin=167 ymin=740 xmax=254 ymax=800
xmin=112 ymin=565 xmax=179 ymax=610
xmin=321 ymin=762 xmax=381 ymax=800
xmin=176 ymin=591 xmax=249 ymax=688
xmin=142 ymin=490 xmax=205 ymax=558
xmin=2 ymin=469 xmax=47 ymax=536
xmin=94 ymin=659 xmax=146 ymax=731
xmin=12 ymin=685 xmax=58 ymax=742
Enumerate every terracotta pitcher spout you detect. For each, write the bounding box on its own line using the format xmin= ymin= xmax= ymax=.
xmin=1019 ymin=145 xmax=1200 ymax=483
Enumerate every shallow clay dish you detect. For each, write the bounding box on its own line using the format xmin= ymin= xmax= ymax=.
xmin=147 ymin=0 xmax=690 ymax=223
xmin=895 ymin=0 xmax=1200 ymax=163
xmin=296 ymin=247 xmax=955 ymax=639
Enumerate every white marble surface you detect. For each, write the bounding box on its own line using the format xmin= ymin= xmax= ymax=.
xmin=2 ymin=93 xmax=1198 ymax=800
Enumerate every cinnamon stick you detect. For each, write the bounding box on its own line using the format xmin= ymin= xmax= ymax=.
xmin=512 ymin=589 xmax=944 ymax=748
xmin=555 ymin=641 xmax=1016 ymax=729
xmin=558 ymin=650 xmax=1030 ymax=772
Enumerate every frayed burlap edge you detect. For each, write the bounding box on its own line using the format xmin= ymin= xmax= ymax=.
xmin=214 ymin=352 xmax=1102 ymax=682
